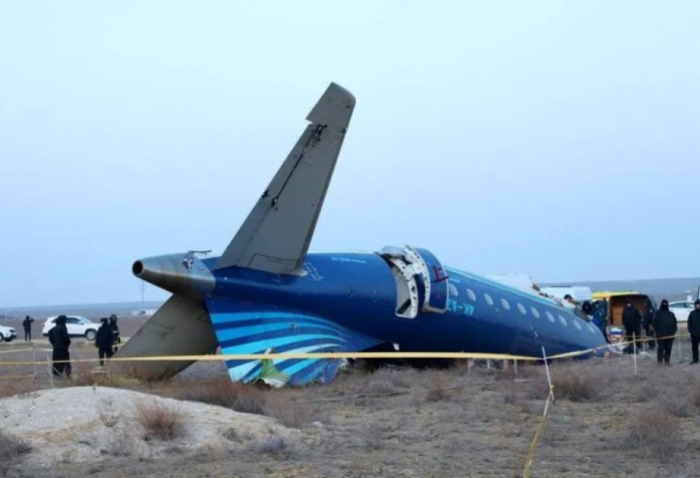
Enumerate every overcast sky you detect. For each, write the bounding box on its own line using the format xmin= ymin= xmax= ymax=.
xmin=1 ymin=1 xmax=699 ymax=307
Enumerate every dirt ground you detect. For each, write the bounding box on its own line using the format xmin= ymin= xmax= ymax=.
xmin=3 ymin=343 xmax=700 ymax=478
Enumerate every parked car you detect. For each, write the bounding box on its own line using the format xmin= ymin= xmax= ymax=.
xmin=42 ymin=316 xmax=98 ymax=341
xmin=0 ymin=324 xmax=17 ymax=342
xmin=669 ymin=301 xmax=694 ymax=322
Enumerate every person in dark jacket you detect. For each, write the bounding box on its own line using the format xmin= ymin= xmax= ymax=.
xmin=622 ymin=300 xmax=642 ymax=354
xmin=687 ymin=300 xmax=700 ymax=364
xmin=48 ymin=315 xmax=71 ymax=377
xmin=95 ymin=318 xmax=113 ymax=366
xmin=109 ymin=314 xmax=121 ymax=354
xmin=652 ymin=299 xmax=678 ymax=365
xmin=642 ymin=298 xmax=656 ymax=351
xmin=22 ymin=316 xmax=34 ymax=342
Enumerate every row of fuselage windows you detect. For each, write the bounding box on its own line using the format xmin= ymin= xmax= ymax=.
xmin=463 ymin=287 xmax=596 ymax=334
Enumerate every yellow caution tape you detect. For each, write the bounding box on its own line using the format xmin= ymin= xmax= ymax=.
xmin=0 ymin=332 xmax=689 ymax=367
xmin=523 ymin=390 xmax=553 ymax=478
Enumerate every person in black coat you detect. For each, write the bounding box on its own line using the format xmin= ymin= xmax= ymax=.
xmin=642 ymin=298 xmax=656 ymax=351
xmin=687 ymin=300 xmax=700 ymax=364
xmin=652 ymin=299 xmax=678 ymax=365
xmin=22 ymin=316 xmax=34 ymax=342
xmin=48 ymin=315 xmax=71 ymax=377
xmin=622 ymin=300 xmax=642 ymax=354
xmin=95 ymin=318 xmax=113 ymax=366
xmin=109 ymin=314 xmax=121 ymax=354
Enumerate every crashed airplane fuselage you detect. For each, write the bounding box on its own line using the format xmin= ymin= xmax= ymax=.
xmin=120 ymin=83 xmax=608 ymax=386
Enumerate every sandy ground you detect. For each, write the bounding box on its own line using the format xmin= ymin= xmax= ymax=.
xmin=3 ymin=348 xmax=700 ymax=478
xmin=0 ymin=387 xmax=296 ymax=473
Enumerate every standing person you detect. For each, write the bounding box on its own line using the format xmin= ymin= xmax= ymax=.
xmin=622 ymin=300 xmax=642 ymax=354
xmin=48 ymin=315 xmax=71 ymax=377
xmin=22 ymin=316 xmax=34 ymax=342
xmin=687 ymin=300 xmax=700 ymax=364
xmin=109 ymin=314 xmax=121 ymax=354
xmin=95 ymin=318 xmax=113 ymax=366
xmin=652 ymin=299 xmax=678 ymax=365
xmin=643 ymin=298 xmax=656 ymax=351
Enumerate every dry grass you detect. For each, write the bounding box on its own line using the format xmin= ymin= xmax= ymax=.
xmin=133 ymin=400 xmax=188 ymax=441
xmin=250 ymin=433 xmax=294 ymax=459
xmin=626 ymin=410 xmax=679 ymax=460
xmin=661 ymin=395 xmax=695 ymax=418
xmin=691 ymin=385 xmax=700 ymax=410
xmin=263 ymin=394 xmax=321 ymax=429
xmin=0 ymin=377 xmax=41 ymax=399
xmin=0 ymin=428 xmax=32 ymax=473
xmin=150 ymin=377 xmax=269 ymax=416
xmin=425 ymin=374 xmax=461 ymax=402
xmin=549 ymin=373 xmax=602 ymax=402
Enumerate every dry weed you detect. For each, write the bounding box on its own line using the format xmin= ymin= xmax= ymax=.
xmin=360 ymin=421 xmax=394 ymax=451
xmin=626 ymin=410 xmax=679 ymax=460
xmin=691 ymin=385 xmax=700 ymax=410
xmin=263 ymin=394 xmax=319 ymax=428
xmin=551 ymin=373 xmax=601 ymax=402
xmin=250 ymin=433 xmax=293 ymax=459
xmin=0 ymin=428 xmax=32 ymax=473
xmin=0 ymin=378 xmax=41 ymax=399
xmin=105 ymin=429 xmax=141 ymax=457
xmin=133 ymin=400 xmax=188 ymax=441
xmin=425 ymin=375 xmax=460 ymax=402
xmin=661 ymin=396 xmax=695 ymax=418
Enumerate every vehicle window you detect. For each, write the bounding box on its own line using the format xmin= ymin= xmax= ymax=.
xmin=574 ymin=321 xmax=582 ymax=331
xmin=501 ymin=298 xmax=511 ymax=310
xmin=484 ymin=294 xmax=494 ymax=306
xmin=546 ymin=311 xmax=555 ymax=323
xmin=66 ymin=318 xmax=81 ymax=325
xmin=449 ymin=284 xmax=459 ymax=297
xmin=517 ymin=304 xmax=527 ymax=315
xmin=531 ymin=308 xmax=540 ymax=318
xmin=467 ymin=289 xmax=477 ymax=301
xmin=588 ymin=323 xmax=597 ymax=334
xmin=558 ymin=316 xmax=568 ymax=326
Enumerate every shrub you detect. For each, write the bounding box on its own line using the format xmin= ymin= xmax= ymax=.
xmin=0 ymin=429 xmax=32 ymax=473
xmin=250 ymin=434 xmax=293 ymax=459
xmin=626 ymin=410 xmax=679 ymax=459
xmin=133 ymin=400 xmax=188 ymax=441
xmin=551 ymin=373 xmax=601 ymax=402
xmin=425 ymin=375 xmax=460 ymax=402
xmin=263 ymin=394 xmax=319 ymax=429
xmin=661 ymin=396 xmax=694 ymax=418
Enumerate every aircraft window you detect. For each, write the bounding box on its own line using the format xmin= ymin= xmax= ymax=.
xmin=484 ymin=294 xmax=494 ymax=306
xmin=501 ymin=298 xmax=511 ymax=310
xmin=531 ymin=308 xmax=540 ymax=318
xmin=546 ymin=311 xmax=555 ymax=323
xmin=449 ymin=284 xmax=459 ymax=297
xmin=517 ymin=304 xmax=527 ymax=315
xmin=559 ymin=316 xmax=568 ymax=326
xmin=467 ymin=289 xmax=477 ymax=301
xmin=588 ymin=324 xmax=597 ymax=334
xmin=574 ymin=321 xmax=582 ymax=331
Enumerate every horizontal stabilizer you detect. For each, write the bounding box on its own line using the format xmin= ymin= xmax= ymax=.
xmin=215 ymin=82 xmax=356 ymax=274
xmin=110 ymin=295 xmax=218 ymax=380
xmin=206 ymin=297 xmax=382 ymax=386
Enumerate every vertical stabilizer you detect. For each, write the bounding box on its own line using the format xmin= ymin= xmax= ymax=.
xmin=215 ymin=82 xmax=356 ymax=274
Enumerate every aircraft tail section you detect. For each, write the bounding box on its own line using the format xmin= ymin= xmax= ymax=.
xmin=110 ymin=295 xmax=219 ymax=380
xmin=215 ymin=82 xmax=356 ymax=274
xmin=206 ymin=296 xmax=382 ymax=386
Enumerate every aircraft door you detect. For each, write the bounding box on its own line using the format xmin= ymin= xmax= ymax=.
xmin=405 ymin=246 xmax=449 ymax=314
